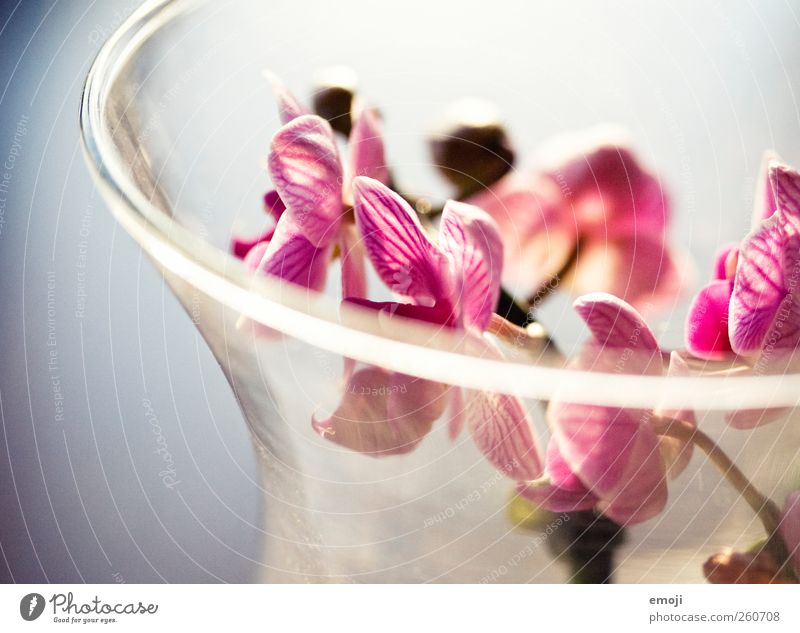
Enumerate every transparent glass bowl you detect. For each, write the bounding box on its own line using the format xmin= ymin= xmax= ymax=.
xmin=81 ymin=0 xmax=800 ymax=582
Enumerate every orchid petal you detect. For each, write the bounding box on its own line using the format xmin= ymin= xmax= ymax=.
xmin=439 ymin=200 xmax=504 ymax=330
xmin=597 ymin=422 xmax=668 ymax=524
xmin=779 ymin=492 xmax=800 ymax=576
xmin=232 ymin=227 xmax=274 ymax=260
xmin=550 ymin=401 xmax=667 ymax=524
xmin=353 ymin=176 xmax=451 ymax=306
xmin=770 ymin=161 xmax=800 ymax=231
xmin=566 ymin=233 xmax=682 ymax=313
xmin=242 ymin=240 xmax=270 ymax=272
xmin=752 ymin=151 xmax=780 ymax=226
xmin=713 ymin=243 xmax=739 ymax=281
xmin=467 ymin=175 xmax=575 ymax=298
xmin=348 ymin=108 xmax=389 ymax=185
xmin=263 ymin=189 xmax=287 ymax=222
xmin=537 ymin=129 xmax=668 ymax=235
xmin=573 ymin=292 xmax=660 ymax=351
xmin=685 ymin=279 xmax=734 ymax=359
xmin=464 ymin=388 xmax=542 ymax=480
xmin=339 ymin=223 xmax=367 ymax=300
xmin=257 ymin=216 xmax=330 ymax=290
xmin=312 ymin=367 xmax=445 ymax=457
xmin=726 ymin=407 xmax=789 ymax=430
xmin=268 ymin=115 xmax=343 ymax=247
xmin=517 ymin=440 xmax=598 ymax=514
xmin=344 ymin=297 xmax=455 ymax=327
xmin=729 ymin=214 xmax=787 ymax=355
xmin=263 ymin=69 xmax=309 ymax=123
xmin=447 ymin=386 xmax=465 ymax=440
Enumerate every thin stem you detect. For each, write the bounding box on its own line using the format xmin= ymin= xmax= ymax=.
xmin=654 ymin=417 xmax=780 ymax=532
xmin=486 ymin=313 xmax=565 ymax=363
xmin=654 ymin=416 xmax=793 ymax=576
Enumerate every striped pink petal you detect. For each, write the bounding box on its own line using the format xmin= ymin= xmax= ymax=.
xmin=729 ymin=214 xmax=788 ymax=355
xmin=439 ymin=200 xmax=504 ymax=330
xmin=574 ymin=292 xmax=660 ymax=351
xmin=339 ymin=223 xmax=367 ymax=300
xmin=464 ymin=388 xmax=542 ymax=480
xmin=353 ymin=176 xmax=451 ymax=306
xmin=268 ymin=115 xmax=343 ymax=248
xmin=257 ymin=215 xmax=330 ymax=290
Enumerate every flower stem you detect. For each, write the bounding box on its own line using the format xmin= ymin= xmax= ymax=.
xmin=486 ymin=313 xmax=566 ymax=363
xmin=653 ymin=416 xmax=793 ymax=575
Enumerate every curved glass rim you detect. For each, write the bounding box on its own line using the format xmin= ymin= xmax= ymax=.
xmin=79 ymin=0 xmax=800 ymax=410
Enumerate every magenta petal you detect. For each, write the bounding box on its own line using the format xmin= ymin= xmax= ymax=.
xmin=467 ymin=175 xmax=576 ymax=298
xmin=518 ymin=440 xmax=596 ymax=511
xmin=551 ymin=399 xmax=668 ymax=524
xmin=312 ymin=367 xmax=445 ymax=457
xmin=345 ymin=297 xmax=455 ymax=326
xmin=348 ymin=108 xmax=389 ymax=185
xmin=263 ymin=190 xmax=287 ymax=222
xmin=232 ymin=227 xmax=274 ymax=260
xmin=598 ymin=423 xmax=668 ymax=525
xmin=712 ymin=243 xmax=739 ymax=281
xmin=551 ymin=403 xmax=639 ymax=497
xmin=540 ymin=133 xmax=668 ymax=235
xmin=726 ymin=407 xmax=789 ymax=430
xmin=257 ymin=216 xmax=330 ymax=290
xmin=574 ymin=292 xmax=660 ymax=351
xmin=685 ymin=280 xmax=734 ymax=359
xmin=439 ymin=200 xmax=504 ymax=330
xmin=779 ymin=492 xmax=800 ymax=576
xmin=353 ymin=176 xmax=451 ymax=305
xmin=568 ymin=233 xmax=682 ymax=312
xmin=339 ymin=223 xmax=367 ymax=300
xmin=242 ymin=240 xmax=270 ymax=272
xmin=752 ymin=151 xmax=780 ymax=226
xmin=729 ymin=214 xmax=787 ymax=355
xmin=268 ymin=115 xmax=343 ymax=247
xmin=464 ymin=389 xmax=543 ymax=480
xmin=263 ymin=70 xmax=309 ymax=124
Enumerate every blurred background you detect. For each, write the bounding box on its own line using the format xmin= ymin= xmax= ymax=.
xmin=2 ymin=0 xmax=800 ymax=582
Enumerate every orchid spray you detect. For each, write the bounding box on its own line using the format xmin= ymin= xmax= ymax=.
xmin=233 ymin=68 xmax=800 ymax=584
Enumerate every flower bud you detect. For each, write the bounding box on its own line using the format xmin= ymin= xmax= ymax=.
xmin=429 ymin=99 xmax=515 ymax=197
xmin=703 ymin=548 xmax=795 ymax=584
xmin=311 ymin=66 xmax=357 ymax=136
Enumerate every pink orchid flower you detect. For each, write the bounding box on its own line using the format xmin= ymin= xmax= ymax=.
xmin=519 ymin=293 xmax=695 ymax=525
xmin=685 ymin=156 xmax=800 ymax=428
xmin=468 ymin=127 xmax=681 ymax=312
xmin=231 ymin=73 xmax=388 ymax=297
xmin=728 ymin=159 xmax=800 ymax=357
xmin=313 ymin=176 xmax=543 ymax=480
xmin=685 ymin=152 xmax=788 ymax=360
